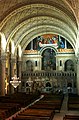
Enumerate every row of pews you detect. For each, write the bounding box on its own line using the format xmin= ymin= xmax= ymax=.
xmin=13 ymin=108 xmax=54 ymax=120
xmin=2 ymin=92 xmax=79 ymax=120
xmin=12 ymin=93 xmax=64 ymax=120
xmin=0 ymin=92 xmax=41 ymax=120
xmin=63 ymin=93 xmax=79 ymax=120
xmin=63 ymin=115 xmax=79 ymax=120
xmin=0 ymin=103 xmax=20 ymax=120
xmin=0 ymin=92 xmax=40 ymax=107
xmin=67 ymin=93 xmax=79 ymax=110
xmin=29 ymin=93 xmax=64 ymax=112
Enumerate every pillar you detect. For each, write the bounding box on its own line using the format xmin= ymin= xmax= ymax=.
xmin=0 ymin=55 xmax=6 ymax=95
xmin=8 ymin=55 xmax=16 ymax=94
xmin=31 ymin=40 xmax=33 ymax=50
xmin=10 ymin=56 xmax=16 ymax=93
xmin=65 ymin=40 xmax=67 ymax=49
xmin=77 ymin=55 xmax=79 ymax=95
xmin=17 ymin=60 xmax=22 ymax=92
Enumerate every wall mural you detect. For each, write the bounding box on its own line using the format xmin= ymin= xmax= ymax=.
xmin=25 ymin=34 xmax=73 ymax=71
xmin=37 ymin=34 xmax=64 ymax=50
xmin=26 ymin=34 xmax=72 ymax=51
xmin=42 ymin=48 xmax=56 ymax=70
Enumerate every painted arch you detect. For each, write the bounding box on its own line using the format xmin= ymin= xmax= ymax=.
xmin=0 ymin=0 xmax=78 ymax=56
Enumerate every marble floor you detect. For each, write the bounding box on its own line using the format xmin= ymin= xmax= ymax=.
xmin=53 ymin=95 xmax=79 ymax=120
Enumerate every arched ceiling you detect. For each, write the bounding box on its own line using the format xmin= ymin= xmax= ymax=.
xmin=0 ymin=0 xmax=78 ymax=52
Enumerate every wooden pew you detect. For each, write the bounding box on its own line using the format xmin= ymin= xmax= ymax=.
xmin=0 ymin=102 xmax=21 ymax=119
xmin=40 ymin=93 xmax=64 ymax=112
xmin=0 ymin=102 xmax=21 ymax=116
xmin=63 ymin=114 xmax=79 ymax=120
xmin=13 ymin=108 xmax=55 ymax=120
xmin=36 ymin=100 xmax=61 ymax=110
xmin=68 ymin=94 xmax=79 ymax=110
xmin=0 ymin=92 xmax=41 ymax=119
xmin=32 ymin=95 xmax=63 ymax=112
xmin=13 ymin=115 xmax=51 ymax=120
xmin=0 ymin=92 xmax=40 ymax=107
xmin=19 ymin=108 xmax=54 ymax=117
xmin=0 ymin=102 xmax=21 ymax=111
xmin=29 ymin=103 xmax=55 ymax=110
xmin=0 ymin=109 xmax=10 ymax=120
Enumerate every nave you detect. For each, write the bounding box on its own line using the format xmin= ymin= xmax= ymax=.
xmin=2 ymin=93 xmax=78 ymax=120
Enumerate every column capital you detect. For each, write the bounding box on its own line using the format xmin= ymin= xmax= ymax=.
xmin=11 ymin=56 xmax=16 ymax=63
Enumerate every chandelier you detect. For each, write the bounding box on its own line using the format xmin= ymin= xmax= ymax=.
xmin=10 ymin=75 xmax=21 ymax=88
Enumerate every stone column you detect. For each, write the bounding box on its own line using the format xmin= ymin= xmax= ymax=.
xmin=65 ymin=40 xmax=67 ymax=49
xmin=0 ymin=55 xmax=6 ymax=96
xmin=31 ymin=40 xmax=33 ymax=50
xmin=17 ymin=60 xmax=22 ymax=92
xmin=77 ymin=55 xmax=79 ymax=95
xmin=8 ymin=55 xmax=16 ymax=94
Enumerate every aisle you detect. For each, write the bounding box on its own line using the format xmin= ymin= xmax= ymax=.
xmin=53 ymin=95 xmax=68 ymax=120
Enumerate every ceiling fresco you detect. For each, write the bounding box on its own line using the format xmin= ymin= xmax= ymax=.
xmin=0 ymin=0 xmax=78 ymax=53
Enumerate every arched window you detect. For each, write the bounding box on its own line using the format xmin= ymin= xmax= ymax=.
xmin=64 ymin=60 xmax=74 ymax=71
xmin=42 ymin=48 xmax=56 ymax=70
xmin=26 ymin=60 xmax=33 ymax=71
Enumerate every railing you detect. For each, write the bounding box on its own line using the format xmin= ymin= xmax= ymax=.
xmin=21 ymin=70 xmax=77 ymax=94
xmin=22 ymin=70 xmax=76 ymax=78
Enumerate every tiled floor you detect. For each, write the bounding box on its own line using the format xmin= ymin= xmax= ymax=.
xmin=53 ymin=95 xmax=79 ymax=120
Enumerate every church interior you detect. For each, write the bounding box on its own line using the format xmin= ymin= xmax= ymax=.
xmin=0 ymin=0 xmax=79 ymax=120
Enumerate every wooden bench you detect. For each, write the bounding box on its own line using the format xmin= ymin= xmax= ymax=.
xmin=13 ymin=115 xmax=51 ymax=120
xmin=68 ymin=94 xmax=79 ymax=110
xmin=29 ymin=103 xmax=55 ymax=110
xmin=0 ymin=109 xmax=10 ymax=120
xmin=0 ymin=92 xmax=40 ymax=107
xmin=13 ymin=108 xmax=55 ymax=120
xmin=63 ymin=114 xmax=79 ymax=120
xmin=33 ymin=96 xmax=63 ymax=112
xmin=0 ymin=103 xmax=21 ymax=115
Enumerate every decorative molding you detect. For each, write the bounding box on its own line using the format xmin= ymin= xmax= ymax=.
xmin=58 ymin=49 xmax=74 ymax=53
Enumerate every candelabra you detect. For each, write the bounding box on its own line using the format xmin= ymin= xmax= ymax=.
xmin=10 ymin=75 xmax=21 ymax=88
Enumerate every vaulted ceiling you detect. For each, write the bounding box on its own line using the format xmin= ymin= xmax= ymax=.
xmin=0 ymin=0 xmax=78 ymax=52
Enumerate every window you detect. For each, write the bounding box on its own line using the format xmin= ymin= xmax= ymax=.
xmin=35 ymin=61 xmax=37 ymax=66
xmin=60 ymin=60 xmax=62 ymax=66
